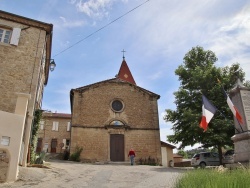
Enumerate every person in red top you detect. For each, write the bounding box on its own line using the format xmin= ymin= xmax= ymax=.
xmin=128 ymin=148 xmax=136 ymax=165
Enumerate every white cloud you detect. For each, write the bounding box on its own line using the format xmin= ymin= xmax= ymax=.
xmin=148 ymin=70 xmax=163 ymax=80
xmin=207 ymin=5 xmax=250 ymax=80
xmin=68 ymin=0 xmax=77 ymax=4
xmin=160 ymin=127 xmax=173 ymax=142
xmin=73 ymin=0 xmax=114 ymax=19
xmin=59 ymin=16 xmax=86 ymax=28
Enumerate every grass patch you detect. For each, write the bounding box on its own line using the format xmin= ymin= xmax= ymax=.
xmin=175 ymin=166 xmax=250 ymax=188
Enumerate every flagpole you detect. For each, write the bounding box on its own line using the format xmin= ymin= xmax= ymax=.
xmin=236 ymin=118 xmax=244 ymax=132
xmin=216 ymin=109 xmax=240 ymax=133
xmin=217 ymin=78 xmax=244 ymax=133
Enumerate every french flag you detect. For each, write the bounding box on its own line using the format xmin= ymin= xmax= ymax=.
xmin=200 ymin=95 xmax=217 ymax=132
xmin=223 ymin=89 xmax=243 ymax=124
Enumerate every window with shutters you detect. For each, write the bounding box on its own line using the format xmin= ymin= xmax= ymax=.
xmin=40 ymin=120 xmax=44 ymax=130
xmin=67 ymin=122 xmax=71 ymax=132
xmin=62 ymin=139 xmax=70 ymax=149
xmin=0 ymin=27 xmax=21 ymax=45
xmin=0 ymin=28 xmax=11 ymax=44
xmin=52 ymin=121 xmax=59 ymax=131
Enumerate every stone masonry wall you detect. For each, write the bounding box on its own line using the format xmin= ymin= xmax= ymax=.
xmin=0 ymin=150 xmax=9 ymax=182
xmin=72 ymin=82 xmax=159 ymax=129
xmin=0 ymin=18 xmax=47 ymax=114
xmin=71 ymin=127 xmax=109 ymax=162
xmin=125 ymin=129 xmax=161 ymax=162
xmin=70 ymin=127 xmax=161 ymax=163
xmin=71 ymin=81 xmax=161 ymax=163
xmin=37 ymin=116 xmax=71 ymax=153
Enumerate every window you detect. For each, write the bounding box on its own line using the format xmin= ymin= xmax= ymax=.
xmin=40 ymin=121 xmax=44 ymax=130
xmin=62 ymin=139 xmax=70 ymax=149
xmin=111 ymin=99 xmax=124 ymax=112
xmin=203 ymin=153 xmax=211 ymax=157
xmin=0 ymin=27 xmax=21 ymax=45
xmin=66 ymin=139 xmax=70 ymax=146
xmin=110 ymin=120 xmax=124 ymax=126
xmin=0 ymin=28 xmax=11 ymax=43
xmin=52 ymin=121 xmax=59 ymax=131
xmin=67 ymin=122 xmax=71 ymax=131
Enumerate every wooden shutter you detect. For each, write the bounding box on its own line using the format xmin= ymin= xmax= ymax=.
xmin=10 ymin=28 xmax=21 ymax=45
xmin=40 ymin=121 xmax=44 ymax=130
xmin=67 ymin=122 xmax=71 ymax=131
xmin=62 ymin=139 xmax=66 ymax=149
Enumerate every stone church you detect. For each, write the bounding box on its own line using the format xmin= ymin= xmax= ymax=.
xmin=70 ymin=57 xmax=162 ymax=163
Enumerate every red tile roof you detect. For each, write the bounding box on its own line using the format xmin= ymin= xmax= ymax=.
xmin=43 ymin=112 xmax=71 ymax=118
xmin=117 ymin=59 xmax=136 ymax=85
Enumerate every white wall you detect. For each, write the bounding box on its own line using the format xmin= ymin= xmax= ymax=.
xmin=0 ymin=93 xmax=30 ymax=182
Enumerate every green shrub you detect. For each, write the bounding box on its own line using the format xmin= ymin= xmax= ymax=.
xmin=175 ymin=167 xmax=250 ymax=188
xmin=30 ymin=109 xmax=42 ymax=164
xmin=35 ymin=151 xmax=46 ymax=164
xmin=139 ymin=156 xmax=159 ymax=166
xmin=69 ymin=146 xmax=83 ymax=162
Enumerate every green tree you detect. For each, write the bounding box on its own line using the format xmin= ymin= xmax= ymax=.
xmin=164 ymin=46 xmax=248 ymax=164
xmin=177 ymin=150 xmax=188 ymax=159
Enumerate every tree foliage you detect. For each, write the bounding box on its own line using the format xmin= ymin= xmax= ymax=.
xmin=165 ymin=46 xmax=248 ymax=156
xmin=177 ymin=150 xmax=188 ymax=159
xmin=30 ymin=109 xmax=43 ymax=164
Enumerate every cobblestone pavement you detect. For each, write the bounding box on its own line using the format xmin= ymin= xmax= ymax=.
xmin=0 ymin=160 xmax=186 ymax=188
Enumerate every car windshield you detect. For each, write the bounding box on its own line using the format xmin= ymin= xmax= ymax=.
xmin=225 ymin=150 xmax=234 ymax=156
xmin=192 ymin=154 xmax=200 ymax=158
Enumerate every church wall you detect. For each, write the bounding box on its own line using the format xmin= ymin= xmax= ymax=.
xmin=70 ymin=127 xmax=109 ymax=162
xmin=70 ymin=127 xmax=161 ymax=163
xmin=72 ymin=82 xmax=159 ymax=129
xmin=125 ymin=129 xmax=162 ymax=162
xmin=71 ymin=81 xmax=161 ymax=163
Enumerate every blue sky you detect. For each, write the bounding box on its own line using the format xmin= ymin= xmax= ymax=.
xmin=1 ymin=0 xmax=250 ymax=150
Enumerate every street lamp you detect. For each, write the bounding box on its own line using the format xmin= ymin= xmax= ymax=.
xmin=49 ymin=59 xmax=56 ymax=71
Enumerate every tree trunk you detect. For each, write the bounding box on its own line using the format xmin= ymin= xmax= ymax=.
xmin=218 ymin=145 xmax=223 ymax=165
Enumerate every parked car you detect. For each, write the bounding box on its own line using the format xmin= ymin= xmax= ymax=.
xmin=222 ymin=149 xmax=234 ymax=164
xmin=191 ymin=152 xmax=220 ymax=168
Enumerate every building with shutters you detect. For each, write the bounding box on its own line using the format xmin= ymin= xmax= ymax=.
xmin=37 ymin=112 xmax=71 ymax=154
xmin=70 ymin=57 xmax=162 ymax=164
xmin=0 ymin=10 xmax=53 ymax=171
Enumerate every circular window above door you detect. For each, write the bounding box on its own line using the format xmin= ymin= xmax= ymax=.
xmin=111 ymin=99 xmax=124 ymax=112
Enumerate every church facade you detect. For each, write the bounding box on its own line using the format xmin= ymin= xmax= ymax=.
xmin=70 ymin=58 xmax=162 ymax=163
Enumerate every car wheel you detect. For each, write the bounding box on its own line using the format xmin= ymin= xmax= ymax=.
xmin=199 ymin=162 xmax=206 ymax=168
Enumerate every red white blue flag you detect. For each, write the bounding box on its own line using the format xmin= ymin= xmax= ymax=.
xmin=222 ymin=89 xmax=243 ymax=124
xmin=200 ymin=95 xmax=217 ymax=132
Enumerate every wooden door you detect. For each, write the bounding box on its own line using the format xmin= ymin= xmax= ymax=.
xmin=110 ymin=134 xmax=124 ymax=161
xmin=36 ymin=138 xmax=43 ymax=153
xmin=51 ymin=139 xmax=57 ymax=153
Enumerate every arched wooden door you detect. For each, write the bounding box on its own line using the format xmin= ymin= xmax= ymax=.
xmin=110 ymin=134 xmax=124 ymax=161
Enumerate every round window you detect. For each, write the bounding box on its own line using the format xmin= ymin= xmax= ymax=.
xmin=111 ymin=100 xmax=124 ymax=112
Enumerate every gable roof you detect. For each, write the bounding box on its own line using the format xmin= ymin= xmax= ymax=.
xmin=161 ymin=141 xmax=176 ymax=149
xmin=43 ymin=112 xmax=71 ymax=119
xmin=70 ymin=77 xmax=160 ymax=112
xmin=117 ymin=59 xmax=136 ymax=85
xmin=173 ymin=154 xmax=183 ymax=158
xmin=0 ymin=10 xmax=53 ymax=85
xmin=71 ymin=77 xmax=160 ymax=97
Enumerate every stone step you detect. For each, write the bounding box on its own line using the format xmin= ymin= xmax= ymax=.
xmin=95 ymin=161 xmax=133 ymax=165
